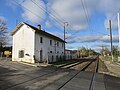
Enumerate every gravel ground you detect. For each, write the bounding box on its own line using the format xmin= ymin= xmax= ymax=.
xmin=104 ymin=61 xmax=120 ymax=77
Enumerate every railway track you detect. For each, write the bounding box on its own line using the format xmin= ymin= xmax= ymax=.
xmin=57 ymin=56 xmax=99 ymax=90
xmin=89 ymin=56 xmax=99 ymax=90
xmin=0 ymin=56 xmax=99 ymax=90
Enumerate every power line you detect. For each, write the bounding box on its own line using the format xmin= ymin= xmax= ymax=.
xmin=31 ymin=0 xmax=77 ymax=35
xmin=31 ymin=0 xmax=79 ymax=38
xmin=31 ymin=0 xmax=64 ymax=27
xmin=66 ymin=0 xmax=93 ymax=39
xmin=81 ymin=0 xmax=89 ymax=29
xmin=12 ymin=0 xmax=63 ymax=33
xmin=31 ymin=0 xmax=93 ymax=39
xmin=13 ymin=0 xmax=44 ymax=22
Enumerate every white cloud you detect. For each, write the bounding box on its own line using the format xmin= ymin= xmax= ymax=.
xmin=48 ymin=31 xmax=63 ymax=39
xmin=78 ymin=35 xmax=101 ymax=43
xmin=92 ymin=44 xmax=110 ymax=48
xmin=65 ymin=34 xmax=72 ymax=38
xmin=104 ymin=18 xmax=118 ymax=30
xmin=46 ymin=0 xmax=120 ymax=31
xmin=47 ymin=0 xmax=96 ymax=31
xmin=6 ymin=0 xmax=46 ymax=24
xmin=45 ymin=20 xmax=52 ymax=27
xmin=100 ymin=35 xmax=119 ymax=43
xmin=98 ymin=0 xmax=120 ymax=30
xmin=7 ymin=0 xmax=120 ymax=31
xmin=66 ymin=34 xmax=119 ymax=44
xmin=0 ymin=16 xmax=6 ymax=22
xmin=22 ymin=0 xmax=46 ymax=23
xmin=98 ymin=0 xmax=120 ymax=19
xmin=66 ymin=46 xmax=74 ymax=50
xmin=66 ymin=38 xmax=76 ymax=44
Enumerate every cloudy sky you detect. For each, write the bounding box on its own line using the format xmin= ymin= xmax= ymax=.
xmin=0 ymin=0 xmax=120 ymax=51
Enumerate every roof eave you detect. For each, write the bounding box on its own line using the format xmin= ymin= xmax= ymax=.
xmin=10 ymin=22 xmax=25 ymax=36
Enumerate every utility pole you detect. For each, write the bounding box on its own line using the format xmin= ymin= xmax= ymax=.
xmin=64 ymin=22 xmax=68 ymax=60
xmin=109 ymin=20 xmax=113 ymax=62
xmin=117 ymin=13 xmax=120 ymax=62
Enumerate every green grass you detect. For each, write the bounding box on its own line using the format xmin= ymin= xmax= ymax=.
xmin=100 ymin=56 xmax=120 ymax=78
xmin=50 ymin=59 xmax=78 ymax=65
xmin=110 ymin=71 xmax=120 ymax=78
xmin=100 ymin=56 xmax=118 ymax=63
xmin=98 ymin=59 xmax=108 ymax=72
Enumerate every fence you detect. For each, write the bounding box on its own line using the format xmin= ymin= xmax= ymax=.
xmin=48 ymin=53 xmax=77 ymax=63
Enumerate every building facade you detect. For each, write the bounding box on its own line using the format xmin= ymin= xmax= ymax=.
xmin=11 ymin=22 xmax=65 ymax=63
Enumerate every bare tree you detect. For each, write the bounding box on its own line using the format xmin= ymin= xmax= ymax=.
xmin=0 ymin=18 xmax=7 ymax=47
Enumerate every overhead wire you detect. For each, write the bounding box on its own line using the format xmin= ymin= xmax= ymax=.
xmin=12 ymin=0 xmax=63 ymax=33
xmin=31 ymin=0 xmax=89 ymax=40
xmin=31 ymin=0 xmax=64 ymax=27
xmin=67 ymin=0 xmax=110 ymax=40
xmin=14 ymin=0 xmax=110 ymax=42
xmin=30 ymin=0 xmax=78 ymax=38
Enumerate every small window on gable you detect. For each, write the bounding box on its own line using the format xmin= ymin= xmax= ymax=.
xmin=19 ymin=50 xmax=24 ymax=58
xmin=50 ymin=51 xmax=52 ymax=53
xmin=50 ymin=40 xmax=52 ymax=45
xmin=40 ymin=37 xmax=43 ymax=43
xmin=57 ymin=42 xmax=59 ymax=46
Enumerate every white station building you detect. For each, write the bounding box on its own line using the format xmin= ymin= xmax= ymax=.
xmin=11 ymin=22 xmax=74 ymax=63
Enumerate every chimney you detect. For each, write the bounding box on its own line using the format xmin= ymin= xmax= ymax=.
xmin=37 ymin=25 xmax=41 ymax=30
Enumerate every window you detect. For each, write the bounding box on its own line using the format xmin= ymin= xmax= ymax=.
xmin=40 ymin=37 xmax=43 ymax=43
xmin=62 ymin=43 xmax=64 ymax=48
xmin=19 ymin=50 xmax=24 ymax=58
xmin=40 ymin=50 xmax=43 ymax=62
xmin=57 ymin=42 xmax=59 ymax=46
xmin=50 ymin=40 xmax=52 ymax=45
xmin=50 ymin=51 xmax=52 ymax=53
xmin=56 ymin=55 xmax=58 ymax=61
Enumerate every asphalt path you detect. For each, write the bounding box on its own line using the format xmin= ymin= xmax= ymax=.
xmin=0 ymin=59 xmax=120 ymax=90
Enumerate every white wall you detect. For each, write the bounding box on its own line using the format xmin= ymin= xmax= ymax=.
xmin=12 ymin=24 xmax=35 ymax=63
xmin=12 ymin=24 xmax=65 ymax=63
xmin=35 ymin=32 xmax=64 ymax=63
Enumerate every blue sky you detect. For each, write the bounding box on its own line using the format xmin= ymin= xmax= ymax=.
xmin=0 ymin=0 xmax=119 ymax=51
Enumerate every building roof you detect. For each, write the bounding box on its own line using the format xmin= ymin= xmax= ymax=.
xmin=11 ymin=22 xmax=66 ymax=43
xmin=65 ymin=49 xmax=77 ymax=54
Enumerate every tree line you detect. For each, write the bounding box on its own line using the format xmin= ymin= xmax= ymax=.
xmin=76 ymin=47 xmax=99 ymax=58
xmin=76 ymin=46 xmax=119 ymax=58
xmin=100 ymin=46 xmax=119 ymax=57
xmin=0 ymin=18 xmax=9 ymax=52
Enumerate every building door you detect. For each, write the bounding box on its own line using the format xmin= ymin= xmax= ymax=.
xmin=52 ymin=55 xmax=54 ymax=62
xmin=40 ymin=50 xmax=43 ymax=62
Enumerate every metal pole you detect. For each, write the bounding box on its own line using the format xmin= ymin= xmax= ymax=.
xmin=109 ymin=20 xmax=113 ymax=62
xmin=117 ymin=13 xmax=120 ymax=62
xmin=64 ymin=23 xmax=65 ymax=60
xmin=118 ymin=13 xmax=120 ymax=51
xmin=64 ymin=22 xmax=68 ymax=60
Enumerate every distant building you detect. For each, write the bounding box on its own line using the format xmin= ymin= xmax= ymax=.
xmin=11 ymin=22 xmax=76 ymax=64
xmin=65 ymin=50 xmax=77 ymax=59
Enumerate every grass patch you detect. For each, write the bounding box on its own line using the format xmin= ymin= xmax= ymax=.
xmin=110 ymin=71 xmax=120 ymax=78
xmin=100 ymin=56 xmax=118 ymax=63
xmin=98 ymin=59 xmax=108 ymax=73
xmin=100 ymin=56 xmax=120 ymax=78
xmin=50 ymin=59 xmax=79 ymax=66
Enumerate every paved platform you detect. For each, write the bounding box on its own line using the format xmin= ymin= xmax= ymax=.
xmin=0 ymin=60 xmax=120 ymax=90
